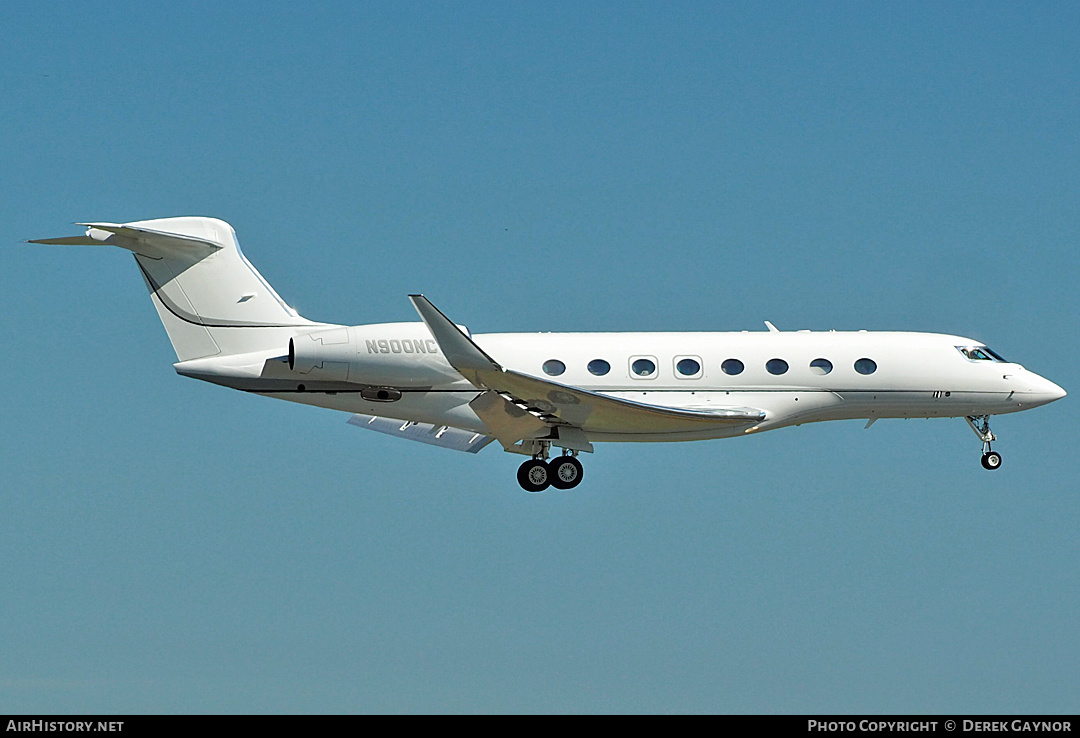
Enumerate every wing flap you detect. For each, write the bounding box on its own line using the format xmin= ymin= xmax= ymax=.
xmin=469 ymin=390 xmax=550 ymax=450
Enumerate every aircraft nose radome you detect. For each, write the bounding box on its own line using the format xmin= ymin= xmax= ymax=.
xmin=1047 ymin=380 xmax=1067 ymax=402
xmin=1026 ymin=375 xmax=1066 ymax=407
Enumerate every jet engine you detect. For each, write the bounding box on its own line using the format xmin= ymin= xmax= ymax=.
xmin=288 ymin=323 xmax=463 ymax=388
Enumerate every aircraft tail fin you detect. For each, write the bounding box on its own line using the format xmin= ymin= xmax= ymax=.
xmin=32 ymin=217 xmax=319 ymax=361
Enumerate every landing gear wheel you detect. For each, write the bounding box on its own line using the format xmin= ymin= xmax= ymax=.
xmin=548 ymin=456 xmax=584 ymax=490
xmin=517 ymin=459 xmax=551 ymax=493
xmin=967 ymin=416 xmax=1003 ymax=472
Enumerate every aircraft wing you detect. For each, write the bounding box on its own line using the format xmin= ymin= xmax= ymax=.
xmin=409 ymin=295 xmax=766 ymax=443
xmin=347 ymin=413 xmax=494 ymax=453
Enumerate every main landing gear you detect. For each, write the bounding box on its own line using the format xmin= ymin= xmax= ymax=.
xmin=966 ymin=415 xmax=1002 ymax=470
xmin=516 ymin=447 xmax=585 ymax=493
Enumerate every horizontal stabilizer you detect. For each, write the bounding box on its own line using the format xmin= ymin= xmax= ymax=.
xmin=28 ymin=235 xmax=103 ymax=246
xmin=83 ymin=221 xmax=223 ymax=255
xmin=347 ymin=414 xmax=494 ymax=454
xmin=30 ymin=221 xmax=224 ymax=259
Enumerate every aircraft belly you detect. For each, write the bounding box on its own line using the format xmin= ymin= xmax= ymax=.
xmin=729 ymin=390 xmax=845 ymax=427
xmin=579 ymin=388 xmax=1015 ymax=436
xmin=834 ymin=390 xmax=1017 ymax=420
xmin=584 ymin=426 xmax=752 ymax=443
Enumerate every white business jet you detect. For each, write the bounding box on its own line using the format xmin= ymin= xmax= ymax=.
xmin=33 ymin=217 xmax=1066 ymax=492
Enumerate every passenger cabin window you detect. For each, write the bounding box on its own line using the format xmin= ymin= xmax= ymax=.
xmin=721 ymin=358 xmax=744 ymax=375
xmin=854 ymin=358 xmax=877 ymax=375
xmin=588 ymin=359 xmax=611 ymax=376
xmin=675 ymin=357 xmax=702 ymax=378
xmin=810 ymin=358 xmax=833 ymax=375
xmin=957 ymin=346 xmax=1007 ymax=363
xmin=766 ymin=358 xmax=789 ymax=375
xmin=631 ymin=357 xmax=657 ymax=378
xmin=543 ymin=359 xmax=565 ymax=376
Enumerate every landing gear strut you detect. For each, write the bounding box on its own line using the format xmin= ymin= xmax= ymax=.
xmin=516 ymin=445 xmax=585 ymax=492
xmin=966 ymin=415 xmax=1002 ymax=470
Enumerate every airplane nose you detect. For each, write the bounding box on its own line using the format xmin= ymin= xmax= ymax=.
xmin=1024 ymin=374 xmax=1066 ymax=407
xmin=1046 ymin=380 xmax=1067 ymax=402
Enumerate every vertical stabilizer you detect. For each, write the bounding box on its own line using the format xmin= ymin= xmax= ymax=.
xmin=33 ymin=217 xmax=322 ymax=361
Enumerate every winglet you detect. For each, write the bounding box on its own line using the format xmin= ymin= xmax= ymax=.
xmin=408 ymin=295 xmax=501 ymax=384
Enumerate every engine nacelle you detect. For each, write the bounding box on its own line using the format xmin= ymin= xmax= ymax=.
xmin=288 ymin=323 xmax=462 ymax=387
xmin=289 ymin=327 xmax=352 ymax=378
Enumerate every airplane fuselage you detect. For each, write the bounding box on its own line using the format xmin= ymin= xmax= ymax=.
xmin=177 ymin=325 xmax=1065 ymax=443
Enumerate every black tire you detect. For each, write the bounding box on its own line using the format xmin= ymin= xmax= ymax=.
xmin=981 ymin=451 xmax=1002 ymax=470
xmin=517 ymin=459 xmax=551 ymax=492
xmin=548 ymin=456 xmax=584 ymax=490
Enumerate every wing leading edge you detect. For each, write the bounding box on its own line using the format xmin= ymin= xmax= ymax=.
xmin=408 ymin=295 xmax=766 ymax=448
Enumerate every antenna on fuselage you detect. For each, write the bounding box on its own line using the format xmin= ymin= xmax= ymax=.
xmin=764 ymin=321 xmax=780 ymax=333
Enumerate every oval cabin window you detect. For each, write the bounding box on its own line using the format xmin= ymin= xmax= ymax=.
xmin=543 ymin=359 xmax=566 ymax=376
xmin=766 ymin=358 xmax=789 ymax=375
xmin=855 ymin=358 xmax=877 ymax=375
xmin=588 ymin=359 xmax=611 ymax=376
xmin=676 ymin=358 xmax=701 ymax=376
xmin=631 ymin=358 xmax=656 ymax=377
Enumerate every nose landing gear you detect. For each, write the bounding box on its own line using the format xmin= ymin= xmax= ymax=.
xmin=966 ymin=415 xmax=1002 ymax=470
xmin=981 ymin=450 xmax=1003 ymax=470
xmin=516 ymin=444 xmax=585 ymax=492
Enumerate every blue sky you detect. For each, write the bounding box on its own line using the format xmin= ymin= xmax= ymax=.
xmin=1 ymin=1 xmax=1077 ymax=713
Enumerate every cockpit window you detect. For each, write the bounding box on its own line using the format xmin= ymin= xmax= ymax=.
xmin=957 ymin=346 xmax=1008 ymax=363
